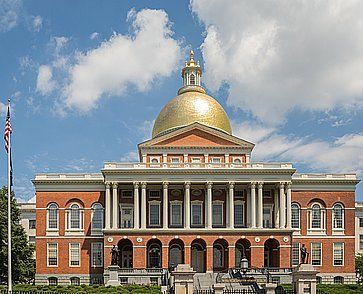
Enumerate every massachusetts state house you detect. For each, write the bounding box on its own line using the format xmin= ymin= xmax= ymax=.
xmin=33 ymin=52 xmax=359 ymax=286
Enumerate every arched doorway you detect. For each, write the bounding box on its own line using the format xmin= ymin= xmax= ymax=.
xmin=147 ymin=239 xmax=162 ymax=268
xmin=235 ymin=239 xmax=251 ymax=268
xmin=118 ymin=239 xmax=133 ymax=268
xmin=169 ymin=239 xmax=184 ymax=269
xmin=191 ymin=239 xmax=206 ymax=273
xmin=264 ymin=238 xmax=280 ymax=268
xmin=213 ymin=239 xmax=229 ymax=271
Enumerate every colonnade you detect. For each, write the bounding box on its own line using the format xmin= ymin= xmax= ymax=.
xmin=104 ymin=181 xmax=292 ymax=230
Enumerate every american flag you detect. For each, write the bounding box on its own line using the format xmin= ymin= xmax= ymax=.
xmin=4 ymin=103 xmax=12 ymax=153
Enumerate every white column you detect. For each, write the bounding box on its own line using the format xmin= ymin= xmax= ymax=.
xmin=228 ymin=182 xmax=234 ymax=229
xmin=112 ymin=182 xmax=118 ymax=229
xmin=246 ymin=154 xmax=250 ymax=163
xmin=279 ymin=182 xmax=286 ymax=228
xmin=163 ymin=182 xmax=168 ymax=229
xmin=250 ymin=182 xmax=256 ymax=228
xmin=286 ymin=182 xmax=292 ymax=229
xmin=133 ymin=182 xmax=139 ymax=229
xmin=274 ymin=187 xmax=279 ymax=229
xmin=185 ymin=182 xmax=191 ymax=229
xmin=141 ymin=182 xmax=147 ymax=229
xmin=257 ymin=182 xmax=263 ymax=228
xmin=246 ymin=187 xmax=251 ymax=227
xmin=206 ymin=182 xmax=213 ymax=229
xmin=105 ymin=182 xmax=111 ymax=229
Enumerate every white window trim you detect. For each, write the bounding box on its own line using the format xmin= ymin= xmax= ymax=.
xmin=47 ymin=243 xmax=58 ymax=267
xmin=332 ymin=204 xmax=345 ymax=235
xmin=291 ymin=242 xmax=300 ymax=267
xmin=191 ymin=157 xmax=201 ymax=163
xmin=212 ymin=200 xmax=224 ymax=226
xmin=148 ymin=200 xmax=161 ymax=226
xmin=46 ymin=204 xmax=59 ymax=236
xmin=234 ymin=200 xmax=245 ymax=227
xmin=232 ymin=156 xmax=243 ymax=164
xmin=191 ymin=200 xmax=203 ymax=226
xmin=65 ymin=203 xmax=84 ymax=235
xmin=333 ymin=242 xmax=344 ymax=267
xmin=120 ymin=205 xmax=134 ymax=228
xmin=150 ymin=156 xmax=160 ymax=167
xmin=91 ymin=242 xmax=103 ymax=268
xmin=291 ymin=203 xmax=301 ymax=230
xmin=91 ymin=203 xmax=103 ymax=234
xmin=311 ymin=242 xmax=322 ymax=266
xmin=69 ymin=243 xmax=81 ymax=267
xmin=308 ymin=203 xmax=326 ymax=235
xmin=170 ymin=200 xmax=183 ymax=226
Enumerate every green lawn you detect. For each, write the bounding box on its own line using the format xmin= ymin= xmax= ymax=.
xmin=0 ymin=284 xmax=161 ymax=293
xmin=282 ymin=283 xmax=363 ymax=294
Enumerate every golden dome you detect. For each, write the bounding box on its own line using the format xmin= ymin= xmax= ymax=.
xmin=152 ymin=87 xmax=232 ymax=138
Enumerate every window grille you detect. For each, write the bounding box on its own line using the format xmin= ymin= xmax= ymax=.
xmin=311 ymin=243 xmax=322 ymax=266
xmin=48 ymin=203 xmax=58 ymax=229
xmin=47 ymin=243 xmax=58 ymax=266
xmin=311 ymin=204 xmax=321 ymax=229
xmin=333 ymin=204 xmax=343 ymax=229
xmin=212 ymin=203 xmax=223 ymax=226
xmin=91 ymin=243 xmax=103 ymax=267
xmin=70 ymin=243 xmax=80 ymax=266
xmin=234 ymin=203 xmax=244 ymax=227
xmin=92 ymin=203 xmax=103 ymax=229
xmin=191 ymin=203 xmax=202 ymax=225
xmin=149 ymin=203 xmax=160 ymax=225
xmin=171 ymin=203 xmax=182 ymax=226
xmin=291 ymin=204 xmax=300 ymax=229
xmin=333 ymin=243 xmax=344 ymax=266
xmin=292 ymin=243 xmax=300 ymax=266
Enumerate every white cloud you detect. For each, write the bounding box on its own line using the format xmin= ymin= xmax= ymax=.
xmin=120 ymin=151 xmax=139 ymax=162
xmin=32 ymin=15 xmax=42 ymax=31
xmin=191 ymin=0 xmax=363 ymax=125
xmin=63 ymin=9 xmax=181 ymax=112
xmin=90 ymin=32 xmax=99 ymax=40
xmin=0 ymin=0 xmax=21 ymax=32
xmin=36 ymin=65 xmax=56 ymax=95
xmin=235 ymin=121 xmax=363 ymax=175
xmin=0 ymin=101 xmax=7 ymax=116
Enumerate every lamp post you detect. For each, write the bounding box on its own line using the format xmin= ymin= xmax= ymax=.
xmin=240 ymin=256 xmax=249 ymax=276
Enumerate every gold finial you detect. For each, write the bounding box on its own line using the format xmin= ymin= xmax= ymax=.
xmin=190 ymin=50 xmax=194 ymax=61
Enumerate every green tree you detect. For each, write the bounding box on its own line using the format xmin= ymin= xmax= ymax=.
xmin=0 ymin=186 xmax=35 ymax=283
xmin=356 ymin=254 xmax=363 ymax=284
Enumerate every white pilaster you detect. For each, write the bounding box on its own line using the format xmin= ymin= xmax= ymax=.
xmin=163 ymin=182 xmax=168 ymax=229
xmin=206 ymin=182 xmax=213 ymax=229
xmin=133 ymin=182 xmax=139 ymax=229
xmin=257 ymin=182 xmax=263 ymax=228
xmin=141 ymin=182 xmax=147 ymax=229
xmin=185 ymin=182 xmax=191 ymax=229
xmin=142 ymin=154 xmax=146 ymax=163
xmin=286 ymin=182 xmax=292 ymax=229
xmin=246 ymin=154 xmax=250 ymax=163
xmin=246 ymin=188 xmax=251 ymax=227
xmin=250 ymin=182 xmax=256 ymax=228
xmin=279 ymin=182 xmax=286 ymax=228
xmin=274 ymin=187 xmax=279 ymax=229
xmin=204 ymin=154 xmax=209 ymax=165
xmin=112 ymin=182 xmax=118 ymax=229
xmin=105 ymin=182 xmax=111 ymax=229
xmin=228 ymin=182 xmax=234 ymax=229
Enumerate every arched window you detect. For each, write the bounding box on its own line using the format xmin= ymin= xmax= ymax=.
xmin=68 ymin=203 xmax=82 ymax=230
xmin=190 ymin=73 xmax=196 ymax=85
xmin=233 ymin=158 xmax=242 ymax=164
xmin=91 ymin=203 xmax=103 ymax=230
xmin=147 ymin=240 xmax=162 ymax=268
xmin=48 ymin=277 xmax=58 ymax=286
xmin=70 ymin=277 xmax=80 ymax=285
xmin=311 ymin=204 xmax=322 ymax=229
xmin=47 ymin=203 xmax=59 ymax=230
xmin=169 ymin=244 xmax=183 ymax=268
xmin=213 ymin=244 xmax=224 ymax=268
xmin=333 ymin=204 xmax=344 ymax=229
xmin=334 ymin=276 xmax=344 ymax=284
xmin=291 ymin=204 xmax=300 ymax=229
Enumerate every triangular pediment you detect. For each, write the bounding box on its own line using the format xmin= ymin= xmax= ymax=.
xmin=138 ymin=122 xmax=255 ymax=149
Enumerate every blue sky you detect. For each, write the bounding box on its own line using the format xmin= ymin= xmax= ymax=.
xmin=0 ymin=0 xmax=362 ymax=201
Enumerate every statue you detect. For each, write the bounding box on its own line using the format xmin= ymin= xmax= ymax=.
xmin=300 ymin=244 xmax=309 ymax=264
xmin=111 ymin=245 xmax=119 ymax=266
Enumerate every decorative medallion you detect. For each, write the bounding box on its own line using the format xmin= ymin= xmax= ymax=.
xmin=196 ymin=235 xmax=201 ymax=239
xmin=241 ymin=235 xmax=246 ymax=239
xmin=152 ymin=235 xmax=157 ymax=239
xmin=214 ymin=190 xmax=222 ymax=197
xmin=269 ymin=235 xmax=274 ymax=239
xmin=218 ymin=235 xmax=223 ymax=239
xmin=136 ymin=237 xmax=142 ymax=243
xmin=255 ymin=237 xmax=260 ymax=243
xmin=171 ymin=190 xmax=181 ymax=197
xmin=123 ymin=236 xmax=127 ymax=239
xmin=283 ymin=237 xmax=289 ymax=243
xmin=192 ymin=189 xmax=202 ymax=196
xmin=174 ymin=235 xmax=179 ymax=239
xmin=107 ymin=237 xmax=113 ymax=243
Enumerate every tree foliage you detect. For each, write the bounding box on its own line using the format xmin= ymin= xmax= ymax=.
xmin=0 ymin=186 xmax=35 ymax=283
xmin=356 ymin=253 xmax=363 ymax=284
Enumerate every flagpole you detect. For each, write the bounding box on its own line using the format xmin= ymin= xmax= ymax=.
xmin=7 ymin=99 xmax=12 ymax=294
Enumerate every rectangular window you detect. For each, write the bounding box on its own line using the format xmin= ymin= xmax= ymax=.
xmin=333 ymin=243 xmax=344 ymax=266
xmin=149 ymin=190 xmax=160 ymax=198
xmin=191 ymin=203 xmax=202 ymax=226
xmin=192 ymin=157 xmax=201 ymax=163
xmin=69 ymin=243 xmax=80 ymax=267
xmin=121 ymin=190 xmax=133 ymax=198
xmin=360 ymin=218 xmax=363 ymax=228
xmin=212 ymin=203 xmax=223 ymax=226
xmin=311 ymin=243 xmax=322 ymax=266
xmin=212 ymin=157 xmax=221 ymax=164
xmin=91 ymin=243 xmax=103 ymax=267
xmin=170 ymin=203 xmax=182 ymax=226
xmin=263 ymin=207 xmax=272 ymax=228
xmin=234 ymin=190 xmax=244 ymax=198
xmin=149 ymin=202 xmax=160 ymax=226
xmin=47 ymin=243 xmax=58 ymax=266
xmin=360 ymin=235 xmax=363 ymax=250
xmin=29 ymin=219 xmax=36 ymax=229
xmin=292 ymin=243 xmax=300 ymax=266
xmin=171 ymin=157 xmax=180 ymax=163
xmin=234 ymin=203 xmax=244 ymax=227
xmin=121 ymin=207 xmax=133 ymax=228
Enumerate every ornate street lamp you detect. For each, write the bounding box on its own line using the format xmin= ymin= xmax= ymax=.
xmin=240 ymin=256 xmax=249 ymax=276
